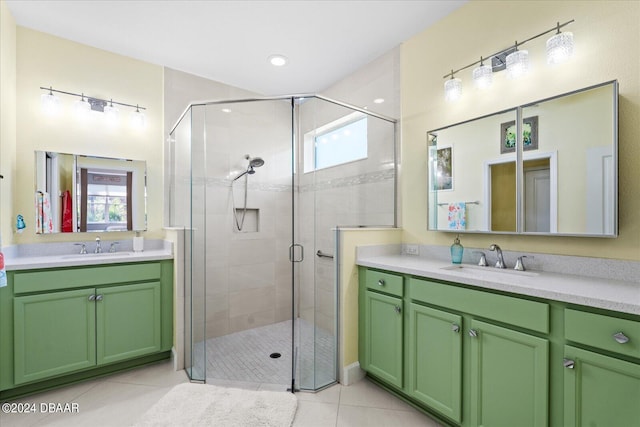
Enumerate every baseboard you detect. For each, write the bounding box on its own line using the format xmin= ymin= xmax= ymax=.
xmin=171 ymin=347 xmax=184 ymax=371
xmin=342 ymin=362 xmax=366 ymax=386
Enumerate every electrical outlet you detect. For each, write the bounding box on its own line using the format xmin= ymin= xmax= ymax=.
xmin=404 ymin=244 xmax=419 ymax=256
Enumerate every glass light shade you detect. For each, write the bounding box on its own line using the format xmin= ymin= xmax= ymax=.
xmin=547 ymin=32 xmax=574 ymax=65
xmin=130 ymin=110 xmax=146 ymax=129
xmin=473 ymin=64 xmax=493 ymax=89
xmin=40 ymin=93 xmax=61 ymax=115
xmin=73 ymin=98 xmax=90 ymax=119
xmin=444 ymin=77 xmax=462 ymax=102
xmin=104 ymin=104 xmax=119 ymax=124
xmin=506 ymin=49 xmax=529 ymax=79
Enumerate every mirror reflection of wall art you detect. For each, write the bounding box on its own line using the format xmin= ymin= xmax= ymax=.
xmin=436 ymin=146 xmax=453 ymax=191
xmin=500 ymin=116 xmax=539 ymax=154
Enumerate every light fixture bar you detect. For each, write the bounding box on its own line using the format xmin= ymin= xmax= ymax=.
xmin=39 ymin=86 xmax=146 ymax=110
xmin=442 ymin=19 xmax=574 ymax=79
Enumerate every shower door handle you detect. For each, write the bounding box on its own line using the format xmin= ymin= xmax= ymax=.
xmin=289 ymin=244 xmax=304 ymax=263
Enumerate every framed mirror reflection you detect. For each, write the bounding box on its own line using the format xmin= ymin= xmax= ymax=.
xmin=34 ymin=152 xmax=147 ymax=233
xmin=428 ymin=80 xmax=618 ymax=237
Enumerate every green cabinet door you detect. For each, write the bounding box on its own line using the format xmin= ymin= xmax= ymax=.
xmin=363 ymin=290 xmax=403 ymax=388
xmin=14 ymin=288 xmax=96 ymax=384
xmin=470 ymin=319 xmax=549 ymax=427
xmin=564 ymin=345 xmax=640 ymax=427
xmin=96 ymin=282 xmax=161 ymax=365
xmin=408 ymin=303 xmax=462 ymax=423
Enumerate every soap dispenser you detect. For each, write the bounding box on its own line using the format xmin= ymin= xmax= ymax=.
xmin=450 ymin=234 xmax=464 ymax=264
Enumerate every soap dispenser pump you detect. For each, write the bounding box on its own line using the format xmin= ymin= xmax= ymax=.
xmin=450 ymin=234 xmax=464 ymax=264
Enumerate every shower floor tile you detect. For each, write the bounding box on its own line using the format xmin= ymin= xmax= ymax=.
xmin=202 ymin=319 xmax=335 ymax=387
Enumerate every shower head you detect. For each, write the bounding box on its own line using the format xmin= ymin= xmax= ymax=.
xmin=249 ymin=157 xmax=264 ymax=168
xmin=233 ymin=156 xmax=265 ymax=181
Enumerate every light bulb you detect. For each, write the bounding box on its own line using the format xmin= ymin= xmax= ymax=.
xmin=444 ymin=77 xmax=462 ymax=102
xmin=547 ymin=31 xmax=574 ymax=65
xmin=130 ymin=106 xmax=146 ymax=129
xmin=472 ymin=62 xmax=493 ymax=89
xmin=506 ymin=49 xmax=529 ymax=79
xmin=73 ymin=95 xmax=90 ymax=119
xmin=104 ymin=100 xmax=119 ymax=125
xmin=41 ymin=91 xmax=61 ymax=115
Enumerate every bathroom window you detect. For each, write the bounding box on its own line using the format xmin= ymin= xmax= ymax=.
xmin=304 ymin=112 xmax=367 ymax=172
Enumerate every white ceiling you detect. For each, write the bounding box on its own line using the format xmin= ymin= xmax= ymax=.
xmin=6 ymin=0 xmax=466 ymax=96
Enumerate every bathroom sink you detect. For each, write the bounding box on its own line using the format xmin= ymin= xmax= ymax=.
xmin=60 ymin=251 xmax=133 ymax=260
xmin=440 ymin=264 xmax=539 ymax=277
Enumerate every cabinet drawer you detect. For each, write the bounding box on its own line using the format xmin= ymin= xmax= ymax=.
xmin=13 ymin=263 xmax=162 ymax=294
xmin=364 ymin=269 xmax=403 ymax=297
xmin=411 ymin=278 xmax=549 ymax=333
xmin=565 ymin=309 xmax=640 ymax=359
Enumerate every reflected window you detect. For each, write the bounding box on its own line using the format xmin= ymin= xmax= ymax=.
xmin=78 ymin=170 xmax=133 ymax=232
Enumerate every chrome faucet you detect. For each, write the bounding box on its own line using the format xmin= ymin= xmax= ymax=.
xmin=488 ymin=244 xmax=506 ymax=269
xmin=94 ymin=237 xmax=102 ymax=254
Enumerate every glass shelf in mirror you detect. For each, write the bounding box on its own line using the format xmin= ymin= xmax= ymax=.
xmin=427 ymin=80 xmax=618 ymax=237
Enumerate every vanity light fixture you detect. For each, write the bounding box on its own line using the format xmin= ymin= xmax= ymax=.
xmin=506 ymin=42 xmax=529 ymax=79
xmin=129 ymin=105 xmax=146 ymax=129
xmin=442 ymin=19 xmax=574 ymax=101
xmin=72 ymin=93 xmax=91 ymax=119
xmin=546 ymin=22 xmax=574 ymax=65
xmin=444 ymin=70 xmax=462 ymax=102
xmin=103 ymin=99 xmax=119 ymax=124
xmin=472 ymin=57 xmax=493 ymax=89
xmin=40 ymin=86 xmax=61 ymax=115
xmin=38 ymin=86 xmax=146 ymax=129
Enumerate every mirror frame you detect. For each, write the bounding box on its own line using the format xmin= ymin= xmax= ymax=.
xmin=427 ymin=80 xmax=618 ymax=237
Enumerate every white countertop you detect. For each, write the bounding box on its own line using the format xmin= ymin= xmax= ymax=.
xmin=357 ymin=254 xmax=640 ymax=316
xmin=5 ymin=249 xmax=173 ymax=271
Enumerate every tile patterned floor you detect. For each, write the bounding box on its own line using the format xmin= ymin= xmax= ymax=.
xmin=203 ymin=319 xmax=336 ymax=388
xmin=0 ymin=360 xmax=442 ymax=426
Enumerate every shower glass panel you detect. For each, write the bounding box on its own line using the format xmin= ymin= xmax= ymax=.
xmin=296 ymin=97 xmax=396 ymax=390
xmin=169 ymin=95 xmax=396 ymax=391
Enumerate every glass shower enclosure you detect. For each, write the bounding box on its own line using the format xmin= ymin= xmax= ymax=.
xmin=168 ymin=95 xmax=396 ymax=391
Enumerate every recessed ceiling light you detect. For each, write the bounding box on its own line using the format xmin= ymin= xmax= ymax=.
xmin=221 ymin=108 xmax=232 ymax=113
xmin=269 ymin=54 xmax=288 ymax=67
xmin=373 ymin=98 xmax=385 ymax=104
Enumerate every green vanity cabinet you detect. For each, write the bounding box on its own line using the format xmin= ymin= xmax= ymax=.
xmin=96 ymin=282 xmax=162 ymax=365
xmin=1 ymin=260 xmax=173 ymax=398
xmin=358 ymin=266 xmax=640 ymax=427
xmin=362 ymin=290 xmax=404 ymax=388
xmin=563 ymin=308 xmax=640 ymax=427
xmin=359 ymin=269 xmax=404 ymax=388
xmin=469 ymin=319 xmax=549 ymax=427
xmin=408 ymin=303 xmax=462 ymax=423
xmin=563 ymin=346 xmax=640 ymax=427
xmin=14 ymin=288 xmax=97 ymax=384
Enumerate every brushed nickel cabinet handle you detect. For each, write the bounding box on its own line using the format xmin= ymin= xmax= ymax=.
xmin=563 ymin=358 xmax=575 ymax=369
xmin=95 ymin=294 xmax=104 ymax=301
xmin=394 ymin=306 xmax=401 ymax=314
xmin=378 ymin=279 xmax=385 ymax=286
xmin=613 ymin=332 xmax=630 ymax=344
xmin=452 ymin=324 xmax=460 ymax=333
xmin=469 ymin=329 xmax=478 ymax=338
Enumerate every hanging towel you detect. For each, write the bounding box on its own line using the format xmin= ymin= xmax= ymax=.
xmin=61 ymin=190 xmax=73 ymax=232
xmin=35 ymin=191 xmax=54 ymax=234
xmin=447 ymin=202 xmax=467 ymax=230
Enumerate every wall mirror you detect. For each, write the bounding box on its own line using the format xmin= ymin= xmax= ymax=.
xmin=427 ymin=80 xmax=618 ymax=237
xmin=35 ymin=152 xmax=147 ymax=233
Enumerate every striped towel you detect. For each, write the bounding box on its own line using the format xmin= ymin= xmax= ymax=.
xmin=35 ymin=191 xmax=54 ymax=234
